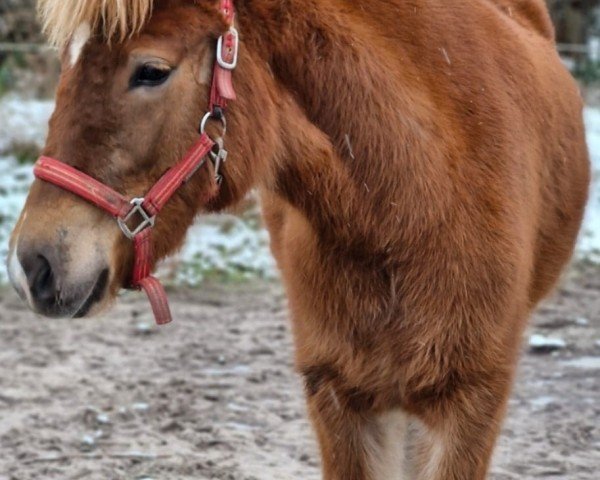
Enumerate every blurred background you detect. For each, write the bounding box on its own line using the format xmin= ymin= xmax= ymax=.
xmin=0 ymin=3 xmax=598 ymax=479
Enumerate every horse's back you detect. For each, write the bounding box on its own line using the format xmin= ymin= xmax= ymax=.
xmin=483 ymin=1 xmax=589 ymax=303
xmin=361 ymin=0 xmax=589 ymax=304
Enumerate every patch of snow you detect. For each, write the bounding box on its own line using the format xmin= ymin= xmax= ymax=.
xmin=530 ymin=396 xmax=556 ymax=409
xmin=131 ymin=402 xmax=150 ymax=412
xmin=528 ymin=334 xmax=567 ymax=353
xmin=161 ymin=213 xmax=276 ymax=284
xmin=224 ymin=421 xmax=258 ymax=432
xmin=578 ymin=108 xmax=600 ymax=260
xmin=561 ymin=356 xmax=600 ymax=369
xmin=0 ymin=155 xmax=35 ymax=284
xmin=95 ymin=413 xmax=110 ymax=425
xmin=79 ymin=434 xmax=97 ymax=452
xmin=203 ymin=364 xmax=251 ymax=377
xmin=133 ymin=321 xmax=156 ymax=335
xmin=0 ymin=95 xmax=54 ymax=153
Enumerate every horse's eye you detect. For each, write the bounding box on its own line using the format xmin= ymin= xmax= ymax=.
xmin=131 ymin=64 xmax=172 ymax=88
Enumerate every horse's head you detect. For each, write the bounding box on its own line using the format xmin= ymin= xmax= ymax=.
xmin=7 ymin=0 xmax=278 ymax=318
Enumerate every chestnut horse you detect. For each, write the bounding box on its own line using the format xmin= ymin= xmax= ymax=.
xmin=7 ymin=0 xmax=590 ymax=478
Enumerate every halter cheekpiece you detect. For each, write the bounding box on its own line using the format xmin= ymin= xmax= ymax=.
xmin=33 ymin=0 xmax=239 ymax=325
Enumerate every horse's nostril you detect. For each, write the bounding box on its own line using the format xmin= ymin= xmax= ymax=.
xmin=28 ymin=254 xmax=58 ymax=307
xmin=16 ymin=247 xmax=108 ymax=318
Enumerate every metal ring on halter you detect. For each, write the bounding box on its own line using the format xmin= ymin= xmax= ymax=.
xmin=200 ymin=112 xmax=227 ymax=138
xmin=117 ymin=198 xmax=156 ymax=240
xmin=209 ymin=138 xmax=225 ymax=161
xmin=209 ymin=138 xmax=227 ymax=185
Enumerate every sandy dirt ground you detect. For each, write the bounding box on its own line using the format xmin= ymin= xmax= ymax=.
xmin=0 ymin=265 xmax=598 ymax=480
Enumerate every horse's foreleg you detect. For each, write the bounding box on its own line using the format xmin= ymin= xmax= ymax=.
xmin=307 ymin=393 xmax=373 ymax=480
xmin=303 ymin=367 xmax=411 ymax=480
xmin=408 ymin=368 xmax=514 ymax=480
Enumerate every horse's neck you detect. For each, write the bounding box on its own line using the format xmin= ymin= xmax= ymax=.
xmin=272 ymin=93 xmax=383 ymax=252
xmin=239 ymin=1 xmax=445 ymax=248
xmin=242 ymin=0 xmax=431 ymax=164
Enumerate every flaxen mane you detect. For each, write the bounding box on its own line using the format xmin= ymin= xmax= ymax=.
xmin=38 ymin=0 xmax=154 ymax=47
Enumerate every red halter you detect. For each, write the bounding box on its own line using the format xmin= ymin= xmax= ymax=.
xmin=33 ymin=1 xmax=238 ymax=325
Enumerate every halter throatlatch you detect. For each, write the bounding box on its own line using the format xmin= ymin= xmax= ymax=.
xmin=33 ymin=0 xmax=238 ymax=325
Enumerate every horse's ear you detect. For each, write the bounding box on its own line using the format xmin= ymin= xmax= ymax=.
xmin=38 ymin=0 xmax=154 ymax=47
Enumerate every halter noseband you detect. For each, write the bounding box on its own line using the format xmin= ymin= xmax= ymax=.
xmin=33 ymin=0 xmax=239 ymax=325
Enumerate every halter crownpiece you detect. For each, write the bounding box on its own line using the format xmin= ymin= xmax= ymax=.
xmin=33 ymin=0 xmax=238 ymax=325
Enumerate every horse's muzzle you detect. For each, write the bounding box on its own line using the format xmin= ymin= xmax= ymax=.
xmin=8 ymin=243 xmax=109 ymax=318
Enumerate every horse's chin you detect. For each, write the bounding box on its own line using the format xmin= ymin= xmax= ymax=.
xmin=71 ymin=269 xmax=113 ymax=318
xmin=36 ymin=290 xmax=117 ymax=320
xmin=17 ymin=277 xmax=116 ymax=320
xmin=73 ymin=294 xmax=116 ymax=319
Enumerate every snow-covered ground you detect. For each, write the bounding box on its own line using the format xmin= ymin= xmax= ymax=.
xmin=0 ymin=95 xmax=599 ymax=284
xmin=580 ymin=108 xmax=600 ymax=259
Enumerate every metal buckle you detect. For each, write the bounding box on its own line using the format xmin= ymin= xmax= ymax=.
xmin=199 ymin=113 xmax=228 ymax=185
xmin=209 ymin=138 xmax=228 ymax=185
xmin=216 ymin=27 xmax=239 ymax=70
xmin=117 ymin=198 xmax=156 ymax=240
